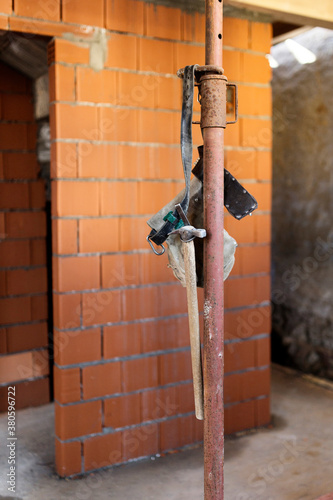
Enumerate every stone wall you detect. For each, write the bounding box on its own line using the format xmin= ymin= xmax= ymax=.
xmin=271 ymin=28 xmax=333 ymax=378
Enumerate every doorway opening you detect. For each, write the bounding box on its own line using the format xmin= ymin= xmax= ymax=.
xmin=0 ymin=32 xmax=53 ymax=409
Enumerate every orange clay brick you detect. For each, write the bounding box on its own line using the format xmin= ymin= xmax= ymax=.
xmin=50 ymin=142 xmax=77 ymax=179
xmin=250 ymin=22 xmax=272 ymax=53
xmin=6 ymin=379 xmax=49 ymax=411
xmin=0 ymin=182 xmax=29 ymax=210
xmin=225 ymin=400 xmax=256 ymax=434
xmin=15 ymin=0 xmax=60 ymax=21
xmin=82 ymin=362 xmax=121 ymax=399
xmin=52 ymin=256 xmax=100 ymax=293
xmin=241 ymin=118 xmax=272 ymax=149
xmin=53 ymin=293 xmax=81 ymax=330
xmin=0 ymin=0 xmax=11 ymax=14
xmin=141 ymin=385 xmax=179 ymax=421
xmin=0 ymin=212 xmax=4 ymax=237
xmin=241 ymin=367 xmax=270 ymax=400
xmin=52 ymin=180 xmax=99 ymax=216
xmin=55 ymin=440 xmax=82 ymax=477
xmin=241 ymin=52 xmax=271 ymax=84
xmin=6 ymin=268 xmax=47 ymax=295
xmin=105 ymin=0 xmax=144 ymax=35
xmin=182 ymin=11 xmax=205 ymax=43
xmin=30 ymin=240 xmax=46 ymax=266
xmin=62 ymin=0 xmax=104 ymax=27
xmin=0 ymin=61 xmax=29 ymax=93
xmin=123 ymin=423 xmax=158 ymax=461
xmin=245 ymin=182 xmax=272 ymax=212
xmin=84 ymin=432 xmax=122 ymax=471
xmin=49 ymin=38 xmax=90 ymax=65
xmin=100 ymin=182 xmax=138 ymax=216
xmin=137 ymin=181 xmax=177 ymax=215
xmin=2 ymin=152 xmax=38 ymax=180
xmin=5 ymin=212 xmax=46 ymax=239
xmin=138 ymin=38 xmax=174 ymax=74
xmin=0 ymin=123 xmax=29 ymax=150
xmin=223 ymin=50 xmax=241 ymax=82
xmin=144 ymin=110 xmax=180 ymax=145
xmin=54 ymin=366 xmax=81 ymax=404
xmin=103 ymin=323 xmax=141 ymax=359
xmin=157 ymin=147 xmax=184 ymax=180
xmin=156 ymin=76 xmax=182 ymax=111
xmin=257 ymin=150 xmax=272 ymax=181
xmin=119 ymin=217 xmax=150 ymax=252
xmin=81 ymin=291 xmax=122 ymax=327
xmin=224 ymin=213 xmax=256 ymax=244
xmin=233 ymin=245 xmax=271 ymax=276
xmin=224 ymin=149 xmax=256 ymax=180
xmin=118 ymin=72 xmax=155 ymax=109
xmin=255 ymin=213 xmax=271 ymax=244
xmin=106 ymin=33 xmax=137 ymax=70
xmin=0 ymin=271 xmax=6 ymax=296
xmin=49 ymin=64 xmax=75 ymax=102
xmin=238 ymin=85 xmax=272 ymax=116
xmin=101 ymin=254 xmax=140 ymax=289
xmin=175 ymin=43 xmax=205 ymax=72
xmin=139 ymin=252 xmax=175 ymax=285
xmin=225 ymin=275 xmax=270 ymax=310
xmin=104 ymin=393 xmax=141 ymax=428
xmin=159 ymin=350 xmax=192 ymax=385
xmin=76 ymin=67 xmax=117 ymax=104
xmin=77 ymin=143 xmax=119 ymax=179
xmin=55 ymin=400 xmax=102 ymax=440
xmin=50 ymin=103 xmax=99 ymax=141
xmin=117 ymin=145 xmax=159 ymax=180
xmin=79 ymin=218 xmax=119 ymax=253
xmin=141 ymin=316 xmax=189 ymax=353
xmin=146 ymin=4 xmax=182 ymax=40
xmin=224 ymin=118 xmax=240 ymax=147
xmin=255 ymin=397 xmax=270 ymax=427
xmin=224 ymin=18 xmax=249 ymax=49
xmin=52 ymin=219 xmax=78 ymax=255
xmin=225 ymin=339 xmax=257 ymax=374
xmin=225 ymin=306 xmax=271 ymax=342
xmin=9 ymin=16 xmax=93 ymax=38
xmin=122 ymin=356 xmax=158 ymax=392
xmin=0 ymin=351 xmax=33 ymax=384
xmin=29 ymin=180 xmax=45 ymax=209
xmin=54 ymin=328 xmax=101 ymax=366
xmin=256 ymin=336 xmax=271 ymax=366
xmin=31 ymin=294 xmax=48 ymax=321
xmin=30 ymin=350 xmax=50 ymax=379
xmin=6 ymin=322 xmax=48 ymax=353
xmin=160 ymin=415 xmax=195 ymax=450
xmin=122 ymin=287 xmax=160 ymax=322
xmin=159 ymin=283 xmax=187 ymax=317
xmin=0 ymin=14 xmax=8 ymax=29
xmin=99 ymin=107 xmax=138 ymax=143
xmin=1 ymin=93 xmax=34 ymax=121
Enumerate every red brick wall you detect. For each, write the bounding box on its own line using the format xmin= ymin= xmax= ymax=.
xmin=0 ymin=62 xmax=50 ymax=410
xmin=0 ymin=0 xmax=271 ymax=478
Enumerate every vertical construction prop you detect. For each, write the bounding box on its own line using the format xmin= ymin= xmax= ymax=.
xmin=202 ymin=0 xmax=225 ymax=498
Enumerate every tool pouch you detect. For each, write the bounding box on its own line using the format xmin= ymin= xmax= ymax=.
xmin=146 ymin=65 xmax=258 ymax=287
xmin=147 ymin=148 xmax=237 ymax=287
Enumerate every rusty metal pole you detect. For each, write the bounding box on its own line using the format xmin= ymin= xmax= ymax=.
xmin=202 ymin=0 xmax=225 ymax=499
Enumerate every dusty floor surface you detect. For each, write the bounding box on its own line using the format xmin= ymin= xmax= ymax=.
xmin=1 ymin=365 xmax=333 ymax=500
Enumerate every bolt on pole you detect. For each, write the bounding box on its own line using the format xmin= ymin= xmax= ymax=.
xmin=202 ymin=0 xmax=225 ymax=499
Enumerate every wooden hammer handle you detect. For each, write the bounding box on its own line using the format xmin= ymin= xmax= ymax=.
xmin=183 ymin=240 xmax=204 ymax=420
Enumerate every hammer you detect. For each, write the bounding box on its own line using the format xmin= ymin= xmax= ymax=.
xmin=169 ymin=204 xmax=206 ymax=420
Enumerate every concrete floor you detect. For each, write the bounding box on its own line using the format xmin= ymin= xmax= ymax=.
xmin=1 ymin=365 xmax=333 ymax=500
